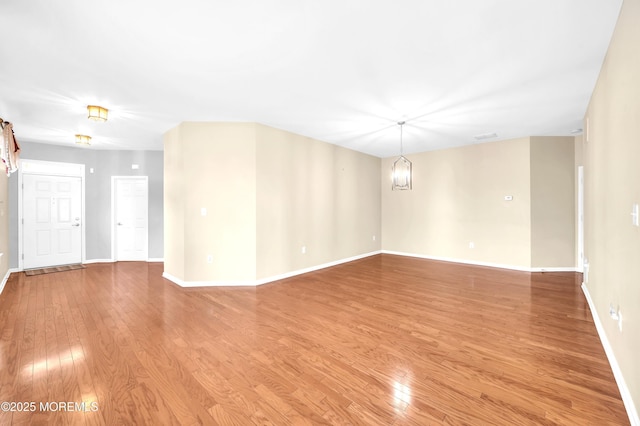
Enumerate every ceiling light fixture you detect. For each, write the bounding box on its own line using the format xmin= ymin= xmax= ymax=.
xmin=392 ymin=121 xmax=412 ymax=190
xmin=474 ymin=132 xmax=497 ymax=141
xmin=75 ymin=134 xmax=92 ymax=145
xmin=87 ymin=105 xmax=108 ymax=122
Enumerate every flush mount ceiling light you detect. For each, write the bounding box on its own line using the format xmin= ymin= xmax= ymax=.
xmin=392 ymin=121 xmax=412 ymax=191
xmin=75 ymin=134 xmax=91 ymax=145
xmin=87 ymin=105 xmax=108 ymax=122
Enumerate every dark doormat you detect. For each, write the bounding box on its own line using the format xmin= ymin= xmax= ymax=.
xmin=24 ymin=264 xmax=86 ymax=276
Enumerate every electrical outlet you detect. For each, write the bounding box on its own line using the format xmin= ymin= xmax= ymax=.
xmin=469 ymin=242 xmax=475 ymax=249
xmin=301 ymin=246 xmax=306 ymax=254
xmin=207 ymin=255 xmax=213 ymax=264
xmin=618 ymin=311 xmax=623 ymax=332
xmin=609 ymin=303 xmax=623 ymax=331
xmin=583 ymin=259 xmax=589 ymax=283
xmin=372 ymin=235 xmax=376 ymax=241
xmin=609 ymin=303 xmax=619 ymax=320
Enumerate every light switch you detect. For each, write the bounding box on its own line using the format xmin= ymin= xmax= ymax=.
xmin=504 ymin=195 xmax=513 ymax=201
xmin=632 ymin=203 xmax=639 ymax=226
xmin=201 ymin=207 xmax=207 ymax=217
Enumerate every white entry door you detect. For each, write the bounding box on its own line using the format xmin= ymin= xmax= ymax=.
xmin=23 ymin=174 xmax=82 ymax=269
xmin=114 ymin=177 xmax=148 ymax=261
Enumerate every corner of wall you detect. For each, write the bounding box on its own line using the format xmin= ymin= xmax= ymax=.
xmin=381 ymin=138 xmax=533 ymax=269
xmin=0 ymin=170 xmax=9 ymax=287
xmin=167 ymin=122 xmax=257 ymax=283
xmin=255 ymin=124 xmax=381 ymax=279
xmin=163 ymin=124 xmax=185 ymax=280
xmin=529 ymin=137 xmax=576 ymax=268
xmin=581 ymin=0 xmax=640 ymax=422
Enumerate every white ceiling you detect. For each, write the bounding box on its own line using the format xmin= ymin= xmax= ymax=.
xmin=0 ymin=0 xmax=622 ymax=158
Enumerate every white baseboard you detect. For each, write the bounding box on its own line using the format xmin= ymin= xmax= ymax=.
xmin=381 ymin=250 xmax=578 ymax=273
xmin=529 ymin=266 xmax=580 ymax=272
xmin=83 ymin=258 xmax=115 ymax=264
xmin=84 ymin=258 xmax=164 ymax=264
xmin=10 ymin=258 xmax=160 ymax=268
xmin=582 ymin=283 xmax=639 ymax=426
xmin=162 ymin=271 xmax=257 ymax=287
xmin=254 ymin=251 xmax=381 ymax=286
xmin=0 ymin=269 xmax=13 ymax=296
xmin=0 ymin=268 xmax=19 ymax=296
xmin=162 ymin=251 xmax=382 ymax=288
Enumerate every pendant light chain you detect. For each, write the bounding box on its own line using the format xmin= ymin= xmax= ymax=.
xmin=398 ymin=121 xmax=405 ymax=156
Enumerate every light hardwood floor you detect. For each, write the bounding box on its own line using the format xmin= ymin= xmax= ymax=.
xmin=0 ymin=255 xmax=630 ymax=425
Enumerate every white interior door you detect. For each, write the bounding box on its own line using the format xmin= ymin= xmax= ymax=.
xmin=114 ymin=177 xmax=148 ymax=261
xmin=23 ymin=174 xmax=82 ymax=269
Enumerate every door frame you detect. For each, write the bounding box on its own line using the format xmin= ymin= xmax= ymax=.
xmin=577 ymin=166 xmax=584 ymax=273
xmin=111 ymin=176 xmax=149 ymax=261
xmin=18 ymin=159 xmax=86 ymax=271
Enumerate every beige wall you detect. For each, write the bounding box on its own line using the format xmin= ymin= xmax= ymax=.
xmin=381 ymin=138 xmax=533 ymax=268
xmin=530 ymin=136 xmax=575 ymax=267
xmin=163 ymin=125 xmax=185 ymax=279
xmin=255 ymin=124 xmax=381 ymax=279
xmin=164 ymin=122 xmax=257 ymax=282
xmin=182 ymin=123 xmax=257 ymax=282
xmin=164 ymin=122 xmax=381 ymax=283
xmin=0 ymin=170 xmax=8 ymax=287
xmin=584 ymin=0 xmax=640 ymax=417
xmin=575 ymin=134 xmax=584 ymax=269
xmin=381 ymin=136 xmax=577 ymax=270
xmin=574 ymin=134 xmax=584 ymax=167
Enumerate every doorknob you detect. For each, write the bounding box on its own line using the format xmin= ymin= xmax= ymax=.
xmin=117 ymin=222 xmax=123 ymax=226
xmin=72 ymin=223 xmax=80 ymax=227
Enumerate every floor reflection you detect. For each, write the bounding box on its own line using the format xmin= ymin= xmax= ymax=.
xmin=392 ymin=379 xmax=412 ymax=412
xmin=23 ymin=345 xmax=85 ymax=377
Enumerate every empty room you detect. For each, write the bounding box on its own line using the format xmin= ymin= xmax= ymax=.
xmin=0 ymin=0 xmax=638 ymax=424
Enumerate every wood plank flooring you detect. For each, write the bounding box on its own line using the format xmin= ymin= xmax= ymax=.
xmin=0 ymin=255 xmax=630 ymax=425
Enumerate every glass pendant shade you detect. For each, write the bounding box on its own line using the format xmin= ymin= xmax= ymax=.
xmin=392 ymin=155 xmax=412 ymax=190
xmin=391 ymin=121 xmax=412 ymax=190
